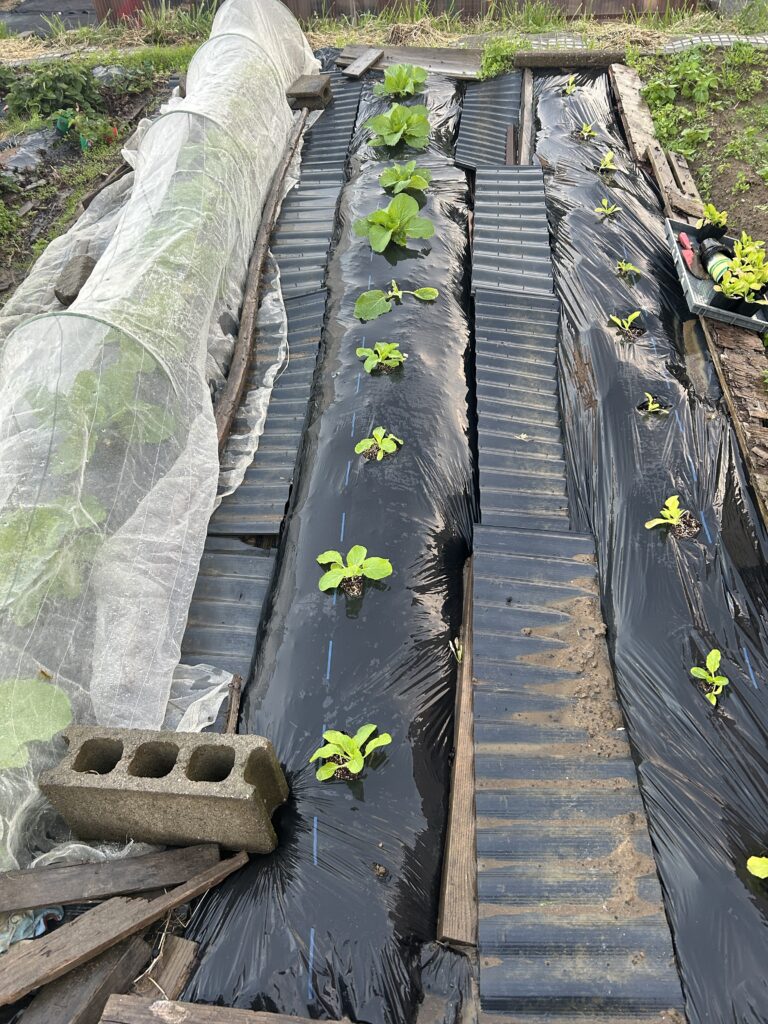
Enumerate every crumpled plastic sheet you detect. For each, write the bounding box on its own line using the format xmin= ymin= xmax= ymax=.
xmin=534 ymin=71 xmax=768 ymax=1023
xmin=0 ymin=0 xmax=317 ymax=878
xmin=184 ymin=77 xmax=475 ymax=1024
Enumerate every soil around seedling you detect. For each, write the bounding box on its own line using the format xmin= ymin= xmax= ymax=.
xmin=327 ymin=754 xmax=357 ymax=781
xmin=362 ymin=443 xmax=381 ymax=461
xmin=672 ymin=510 xmax=701 ymax=539
xmin=339 ymin=575 xmax=363 ymax=598
xmin=614 ymin=324 xmax=645 ymax=341
xmin=637 ymin=397 xmax=670 ymax=415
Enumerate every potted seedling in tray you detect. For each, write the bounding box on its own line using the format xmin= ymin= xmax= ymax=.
xmin=713 ymin=232 xmax=768 ymax=316
xmin=354 ymin=279 xmax=439 ymax=322
xmin=317 ymin=544 xmax=392 ymax=597
xmin=696 ymin=203 xmax=728 ymax=242
xmin=354 ymin=193 xmax=434 ymax=253
xmin=379 ymin=160 xmax=432 ymax=196
xmin=355 ymin=426 xmax=403 ymax=460
xmin=609 ymin=310 xmax=644 ymax=340
xmin=310 ymin=724 xmax=392 ymax=781
xmin=356 ymin=341 xmax=407 ymax=374
xmin=690 ymin=648 xmax=729 ymax=707
xmin=645 ymin=494 xmax=700 ymax=538
xmin=638 ymin=392 xmax=669 ymax=415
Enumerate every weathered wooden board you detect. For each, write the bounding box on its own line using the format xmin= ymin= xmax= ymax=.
xmin=517 ymin=49 xmax=630 ymax=69
xmin=336 ymin=45 xmax=482 ymax=80
xmin=20 ymin=936 xmax=151 ymax=1024
xmin=131 ymin=935 xmax=198 ymax=1000
xmin=437 ymin=560 xmax=477 ymax=947
xmin=341 ymin=47 xmax=383 ymax=78
xmin=609 ymin=62 xmax=657 ymax=163
xmin=0 ymin=845 xmax=221 ymax=913
xmin=518 ymin=68 xmax=534 ymax=166
xmin=101 ymin=995 xmax=344 ymax=1023
xmin=0 ymin=852 xmax=248 ymax=1005
xmin=505 ymin=125 xmax=517 ymax=166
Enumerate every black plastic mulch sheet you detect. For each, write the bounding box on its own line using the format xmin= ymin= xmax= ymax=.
xmin=184 ymin=78 xmax=474 ymax=1023
xmin=534 ymin=72 xmax=768 ymax=1021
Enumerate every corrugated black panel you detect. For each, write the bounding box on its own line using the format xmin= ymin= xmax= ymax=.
xmin=472 ymin=524 xmax=685 ymax=1018
xmin=209 ymin=289 xmax=326 ymax=536
xmin=454 ymin=72 xmax=522 ymax=170
xmin=180 ymin=536 xmax=275 ymax=680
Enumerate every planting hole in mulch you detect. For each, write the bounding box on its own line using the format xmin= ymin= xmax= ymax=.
xmin=672 ymin=511 xmax=701 ymax=539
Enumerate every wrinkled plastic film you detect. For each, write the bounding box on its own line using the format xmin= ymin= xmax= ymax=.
xmin=0 ymin=0 xmax=317 ymax=875
xmin=535 ymin=71 xmax=768 ymax=1023
xmin=185 ymin=78 xmax=474 ymax=1024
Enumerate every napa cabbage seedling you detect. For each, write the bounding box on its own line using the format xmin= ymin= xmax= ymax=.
xmin=645 ymin=494 xmax=687 ymax=530
xmin=374 ymin=63 xmax=427 ymax=98
xmin=579 ymin=122 xmax=597 ymax=140
xmin=697 ymin=203 xmax=728 ymax=229
xmin=596 ymin=197 xmax=620 ymax=218
xmin=354 ymin=193 xmax=434 ymax=253
xmin=599 ymin=151 xmax=617 ymax=173
xmin=690 ymin=648 xmax=730 ymax=706
xmin=354 ymin=279 xmax=439 ymax=321
xmin=642 ymin=392 xmax=669 ymax=414
xmin=310 ymin=724 xmax=392 ymax=781
xmin=617 ymin=259 xmax=641 ymax=277
xmin=317 ymin=545 xmax=393 ymax=594
xmin=747 ymin=856 xmax=768 ymax=878
xmin=366 ymin=103 xmax=430 ymax=150
xmin=355 ymin=426 xmax=403 ymax=460
xmin=564 ymin=74 xmax=577 ymax=95
xmin=610 ymin=310 xmax=641 ymax=333
xmin=356 ymin=341 xmax=407 ymax=373
xmin=379 ymin=160 xmax=432 ymax=195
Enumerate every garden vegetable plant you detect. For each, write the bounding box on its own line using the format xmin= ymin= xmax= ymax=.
xmin=354 ymin=279 xmax=439 ymax=322
xmin=379 ymin=161 xmax=432 ymax=195
xmin=366 ymin=104 xmax=430 ymax=150
xmin=356 ymin=341 xmax=407 ymax=373
xmin=617 ymin=259 xmax=641 ymax=278
xmin=309 ymin=724 xmax=392 ymax=781
xmin=316 ymin=545 xmax=393 ymax=593
xmin=642 ymin=392 xmax=669 ymax=415
xmin=578 ymin=122 xmax=597 ymax=140
xmin=354 ymin=194 xmax=434 ymax=253
xmin=697 ymin=203 xmax=728 ymax=230
xmin=610 ymin=310 xmax=642 ymax=335
xmin=355 ymin=426 xmax=403 ymax=460
xmin=599 ymin=151 xmax=617 ymax=173
xmin=374 ymin=63 xmax=427 ymax=99
xmin=596 ymin=197 xmax=620 ymax=218
xmin=564 ymin=74 xmax=577 ymax=96
xmin=714 ymin=231 xmax=768 ymax=303
xmin=690 ymin=648 xmax=730 ymax=706
xmin=645 ymin=495 xmax=688 ymax=530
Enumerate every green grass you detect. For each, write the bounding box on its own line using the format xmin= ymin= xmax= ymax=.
xmin=0 ymin=21 xmax=15 ymax=39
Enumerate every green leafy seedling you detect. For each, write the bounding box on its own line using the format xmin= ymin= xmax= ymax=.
xmin=599 ymin=151 xmax=617 ymax=173
xmin=690 ymin=648 xmax=730 ymax=706
xmin=316 ymin=544 xmax=393 ymax=594
xmin=355 ymin=426 xmax=403 ymax=460
xmin=610 ymin=310 xmax=641 ymax=334
xmin=579 ymin=122 xmax=597 ymax=140
xmin=374 ymin=63 xmax=427 ymax=98
xmin=564 ymin=74 xmax=577 ymax=96
xmin=354 ymin=279 xmax=439 ymax=321
xmin=366 ymin=103 xmax=430 ymax=150
xmin=617 ymin=259 xmax=641 ymax=278
xmin=379 ymin=160 xmax=432 ymax=195
xmin=596 ymin=197 xmax=620 ymax=218
xmin=356 ymin=341 xmax=407 ymax=373
xmin=642 ymin=392 xmax=669 ymax=415
xmin=354 ymin=193 xmax=434 ymax=253
xmin=310 ymin=723 xmax=392 ymax=781
xmin=747 ymin=856 xmax=768 ymax=878
xmin=645 ymin=494 xmax=686 ymax=530
xmin=697 ymin=202 xmax=728 ymax=229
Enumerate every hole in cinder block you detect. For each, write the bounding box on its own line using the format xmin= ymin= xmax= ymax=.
xmin=243 ymin=749 xmax=266 ymax=787
xmin=72 ymin=738 xmax=123 ymax=775
xmin=128 ymin=741 xmax=179 ymax=779
xmin=186 ymin=745 xmax=235 ymax=783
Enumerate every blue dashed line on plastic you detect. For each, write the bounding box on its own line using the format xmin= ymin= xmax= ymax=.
xmin=325 ymin=639 xmax=333 ymax=681
xmin=344 ymin=460 xmax=352 ymax=487
xmin=350 ymin=411 xmax=356 ymax=437
xmin=699 ymin=509 xmax=712 ymax=544
xmin=339 ymin=510 xmax=346 ymax=544
xmin=686 ymin=453 xmax=699 ymax=483
xmin=312 ymin=816 xmax=319 ymax=864
xmin=673 ymin=408 xmax=684 ymax=434
xmin=743 ymin=646 xmax=759 ymax=689
xmin=307 ymin=928 xmax=315 ymax=1001
xmin=368 ymin=273 xmax=372 ymax=288
xmin=355 ymin=372 xmax=362 ymax=395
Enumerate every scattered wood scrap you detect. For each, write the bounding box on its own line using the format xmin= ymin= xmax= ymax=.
xmin=646 ymin=142 xmax=703 ymax=221
xmin=341 ymin=47 xmax=383 ymax=78
xmin=131 ymin=935 xmax=198 ymax=1001
xmin=101 ymin=995 xmax=343 ymax=1023
xmin=0 ymin=845 xmax=221 ymax=914
xmin=0 ymin=852 xmax=248 ymax=1005
xmin=608 ymin=63 xmax=656 ymax=163
xmin=335 ymin=45 xmax=482 ymax=80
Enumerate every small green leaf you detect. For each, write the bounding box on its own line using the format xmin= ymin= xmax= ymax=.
xmin=317 ymin=550 xmax=343 ymax=565
xmin=747 ymin=856 xmax=768 ymax=878
xmin=0 ymin=678 xmax=72 ymax=769
xmin=362 ymin=557 xmax=393 ymax=580
xmin=355 ymin=290 xmax=392 ymax=322
xmin=319 ymin=568 xmax=346 ymax=591
xmin=412 ymin=287 xmax=438 ymax=301
xmin=705 ymin=691 xmax=717 ymax=706
xmin=316 ymin=761 xmax=339 ymax=781
xmin=355 ymin=438 xmax=376 ymax=454
xmin=347 ymin=545 xmax=368 ymax=566
xmin=690 ymin=667 xmax=709 ymax=680
xmin=706 ymin=649 xmax=721 ymax=675
xmin=352 ymin=723 xmax=378 ymax=749
xmin=368 ymin=223 xmax=393 ymax=252
xmin=364 ymin=733 xmax=392 ymax=756
xmin=364 ymin=355 xmax=378 ymax=373
xmin=346 ymin=751 xmax=365 ymax=775
xmin=309 ymin=742 xmax=344 ymax=762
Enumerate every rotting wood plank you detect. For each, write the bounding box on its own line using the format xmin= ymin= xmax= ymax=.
xmin=131 ymin=936 xmax=198 ymax=1000
xmin=336 ymin=45 xmax=482 ymax=80
xmin=437 ymin=559 xmax=477 ymax=948
xmin=505 ymin=125 xmax=517 ymax=166
xmin=647 ymin=141 xmax=703 ymax=219
xmin=668 ymin=150 xmax=700 ymax=201
xmin=608 ymin=63 xmax=656 ymax=163
xmin=20 ymin=935 xmax=151 ymax=1024
xmin=101 ymin=995 xmax=344 ymax=1024
xmin=341 ymin=47 xmax=383 ymax=78
xmin=518 ymin=69 xmax=534 ymax=167
xmin=516 ymin=49 xmax=630 ymax=69
xmin=0 ymin=845 xmax=220 ymax=914
xmin=0 ymin=852 xmax=248 ymax=1005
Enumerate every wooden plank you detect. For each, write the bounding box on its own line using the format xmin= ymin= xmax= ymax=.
xmin=0 ymin=845 xmax=221 ymax=914
xmin=668 ymin=151 xmax=700 ymax=201
xmin=608 ymin=63 xmax=656 ymax=163
xmin=646 ymin=140 xmax=677 ymax=217
xmin=131 ymin=936 xmax=198 ymax=1000
xmin=341 ymin=47 xmax=383 ymax=78
xmin=21 ymin=936 xmax=151 ymax=1024
xmin=437 ymin=559 xmax=477 ymax=947
xmin=518 ymin=68 xmax=534 ymax=166
xmin=336 ymin=45 xmax=482 ymax=81
xmin=101 ymin=995 xmax=343 ymax=1023
xmin=0 ymin=852 xmax=248 ymax=1005
xmin=504 ymin=124 xmax=517 ymax=166
xmin=516 ymin=49 xmax=629 ymax=69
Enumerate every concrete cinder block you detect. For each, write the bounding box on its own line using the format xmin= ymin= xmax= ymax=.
xmin=39 ymin=727 xmax=288 ymax=854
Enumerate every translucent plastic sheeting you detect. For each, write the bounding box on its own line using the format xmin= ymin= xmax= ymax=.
xmin=185 ymin=78 xmax=475 ymax=1024
xmin=535 ymin=71 xmax=768 ymax=1022
xmin=0 ymin=0 xmax=317 ymax=875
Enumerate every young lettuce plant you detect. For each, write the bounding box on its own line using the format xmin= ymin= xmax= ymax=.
xmin=317 ymin=544 xmax=392 ymax=597
xmin=596 ymin=197 xmax=620 ymax=218
xmin=578 ymin=122 xmax=597 ymax=140
xmin=641 ymin=392 xmax=669 ymax=415
xmin=356 ymin=341 xmax=406 ymax=373
xmin=374 ymin=63 xmax=427 ymax=98
xmin=645 ymin=494 xmax=699 ymax=537
xmin=354 ymin=278 xmax=439 ymax=321
xmin=366 ymin=103 xmax=430 ymax=150
xmin=379 ymin=160 xmax=432 ymax=195
xmin=563 ymin=74 xmax=577 ymax=95
xmin=310 ymin=724 xmax=392 ymax=781
xmin=690 ymin=648 xmax=729 ymax=706
xmin=599 ymin=151 xmax=617 ymax=174
xmin=610 ymin=310 xmax=642 ymax=338
xmin=617 ymin=259 xmax=641 ymax=278
xmin=353 ymin=193 xmax=434 ymax=253
xmin=355 ymin=426 xmax=403 ymax=460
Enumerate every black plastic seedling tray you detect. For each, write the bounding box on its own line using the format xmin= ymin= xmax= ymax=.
xmin=664 ymin=218 xmax=768 ymax=334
